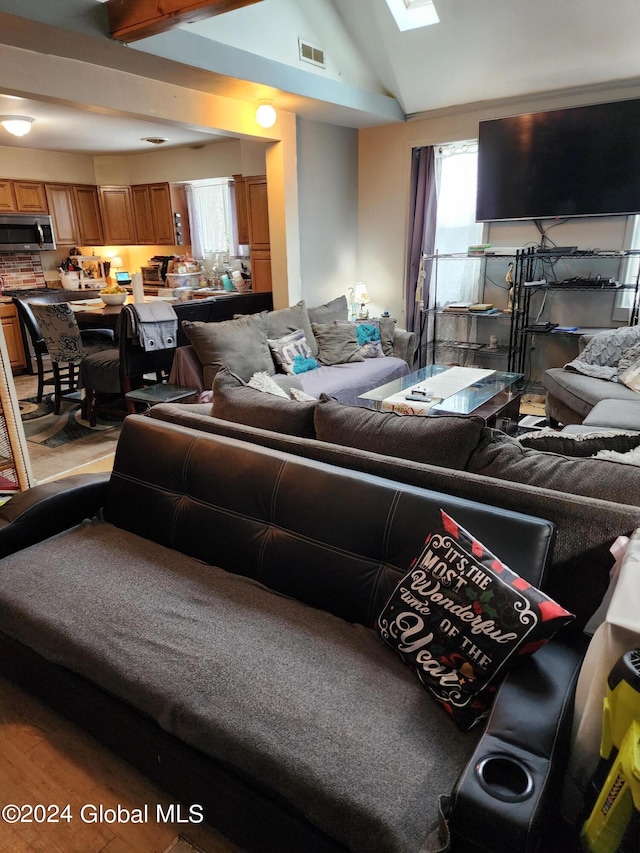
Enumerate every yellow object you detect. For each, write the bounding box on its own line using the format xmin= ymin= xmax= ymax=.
xmin=581 ymin=650 xmax=640 ymax=852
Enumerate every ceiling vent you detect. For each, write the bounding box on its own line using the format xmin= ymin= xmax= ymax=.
xmin=141 ymin=136 xmax=168 ymax=145
xmin=298 ymin=39 xmax=325 ymax=68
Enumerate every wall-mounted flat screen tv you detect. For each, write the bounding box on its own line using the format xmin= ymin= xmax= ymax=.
xmin=476 ymin=98 xmax=640 ymax=222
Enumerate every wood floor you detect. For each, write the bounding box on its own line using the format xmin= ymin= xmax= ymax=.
xmin=0 ymin=673 xmax=239 ymax=852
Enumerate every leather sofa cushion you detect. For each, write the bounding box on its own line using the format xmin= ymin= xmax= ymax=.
xmin=182 ymin=314 xmax=275 ymax=388
xmin=211 ymin=367 xmax=317 ymax=438
xmin=314 ymin=397 xmax=487 ymax=470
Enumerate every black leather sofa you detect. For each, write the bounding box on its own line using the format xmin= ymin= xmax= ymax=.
xmin=0 ymin=417 xmax=586 ymax=852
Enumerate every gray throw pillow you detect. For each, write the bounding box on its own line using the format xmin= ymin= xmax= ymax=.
xmin=182 ymin=314 xmax=274 ymax=388
xmin=266 ymin=300 xmax=318 ymax=358
xmin=312 ymin=323 xmax=364 ymax=366
xmin=307 ymin=295 xmax=348 ymax=326
xmin=211 ymin=367 xmax=317 ymax=438
xmin=314 ymin=396 xmax=486 ymax=470
xmin=378 ymin=317 xmax=397 ymax=357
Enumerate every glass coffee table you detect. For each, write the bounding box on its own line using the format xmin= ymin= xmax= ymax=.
xmin=358 ymin=365 xmax=524 ymax=427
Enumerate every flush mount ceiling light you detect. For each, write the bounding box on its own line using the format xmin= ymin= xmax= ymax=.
xmin=141 ymin=136 xmax=168 ymax=145
xmin=385 ymin=0 xmax=439 ymax=31
xmin=0 ymin=116 xmax=34 ymax=137
xmin=256 ymin=101 xmax=276 ymax=129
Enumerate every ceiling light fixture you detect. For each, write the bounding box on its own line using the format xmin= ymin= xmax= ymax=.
xmin=141 ymin=136 xmax=168 ymax=145
xmin=0 ymin=116 xmax=34 ymax=137
xmin=256 ymin=101 xmax=276 ymax=129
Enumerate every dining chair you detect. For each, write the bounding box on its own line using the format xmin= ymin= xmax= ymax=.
xmin=81 ymin=303 xmax=178 ymax=426
xmin=29 ymin=302 xmax=119 ymax=417
xmin=13 ymin=294 xmax=114 ymax=404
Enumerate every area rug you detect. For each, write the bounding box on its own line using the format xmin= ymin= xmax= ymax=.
xmin=19 ymin=394 xmax=121 ymax=448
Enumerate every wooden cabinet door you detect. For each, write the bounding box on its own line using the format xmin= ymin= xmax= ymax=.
xmin=250 ymin=249 xmax=272 ymax=293
xmin=131 ymin=185 xmax=155 ymax=244
xmin=45 ymin=184 xmax=79 ymax=246
xmin=99 ymin=185 xmax=136 ymax=245
xmin=14 ymin=181 xmax=48 ymax=213
xmin=73 ymin=185 xmax=104 ymax=245
xmin=149 ymin=183 xmax=175 ymax=244
xmin=0 ymin=180 xmax=17 ymax=212
xmin=233 ymin=175 xmax=249 ymax=245
xmin=169 ymin=183 xmax=190 ymax=246
xmin=246 ymin=177 xmax=270 ymax=251
xmin=0 ymin=304 xmax=27 ymax=371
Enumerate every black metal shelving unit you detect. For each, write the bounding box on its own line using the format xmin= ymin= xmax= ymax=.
xmin=509 ymin=247 xmax=640 ymax=374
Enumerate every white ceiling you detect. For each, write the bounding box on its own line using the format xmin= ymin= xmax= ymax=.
xmin=0 ymin=0 xmax=639 ymax=154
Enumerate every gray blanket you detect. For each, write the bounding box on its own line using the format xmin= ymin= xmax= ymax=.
xmin=124 ymin=302 xmax=178 ymax=351
xmin=564 ymin=325 xmax=640 ymax=381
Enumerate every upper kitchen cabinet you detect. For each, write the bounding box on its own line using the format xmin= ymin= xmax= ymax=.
xmin=73 ymin=185 xmax=104 ymax=246
xmin=0 ymin=180 xmax=17 ymax=213
xmin=45 ymin=184 xmax=79 ymax=246
xmin=233 ymin=175 xmax=249 ymax=245
xmin=14 ymin=181 xmax=48 ymax=214
xmin=246 ymin=176 xmax=270 ymax=252
xmin=0 ymin=179 xmax=47 ymax=214
xmin=99 ymin=185 xmax=136 ymax=245
xmin=45 ymin=183 xmax=105 ymax=246
xmin=131 ymin=182 xmax=190 ymax=246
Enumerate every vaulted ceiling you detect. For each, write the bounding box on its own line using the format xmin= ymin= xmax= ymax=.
xmin=0 ymin=0 xmax=639 ymax=154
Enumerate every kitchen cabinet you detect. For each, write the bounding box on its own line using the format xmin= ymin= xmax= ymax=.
xmin=0 ymin=179 xmax=47 ymax=214
xmin=0 ymin=180 xmax=17 ymax=213
xmin=0 ymin=303 xmax=27 ymax=372
xmin=99 ymin=185 xmax=136 ymax=245
xmin=233 ymin=174 xmax=271 ymax=292
xmin=45 ymin=183 xmax=105 ymax=247
xmin=14 ymin=181 xmax=47 ymax=213
xmin=233 ymin=174 xmax=249 ymax=245
xmin=45 ymin=184 xmax=79 ymax=246
xmin=131 ymin=182 xmax=190 ymax=246
xmin=73 ymin=185 xmax=104 ymax=245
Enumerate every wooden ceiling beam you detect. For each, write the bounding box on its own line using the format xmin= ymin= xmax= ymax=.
xmin=106 ymin=0 xmax=264 ymax=43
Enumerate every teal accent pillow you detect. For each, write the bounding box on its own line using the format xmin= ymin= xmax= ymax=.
xmin=356 ymin=323 xmax=381 ymax=345
xmin=292 ymin=355 xmax=318 ymax=374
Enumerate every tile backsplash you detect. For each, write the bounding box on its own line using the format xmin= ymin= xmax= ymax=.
xmin=0 ymin=252 xmax=46 ymax=290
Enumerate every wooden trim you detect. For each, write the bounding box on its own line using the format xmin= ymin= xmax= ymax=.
xmin=107 ymin=0 xmax=265 ymax=42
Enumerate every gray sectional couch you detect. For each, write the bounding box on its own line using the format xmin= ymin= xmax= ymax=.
xmin=544 ymin=327 xmax=640 ymax=426
xmin=151 ymin=369 xmax=640 ymax=632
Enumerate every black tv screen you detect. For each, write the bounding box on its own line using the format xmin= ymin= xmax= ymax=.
xmin=476 ymin=98 xmax=640 ymax=222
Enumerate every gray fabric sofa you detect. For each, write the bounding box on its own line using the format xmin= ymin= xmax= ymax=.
xmin=170 ymin=295 xmax=417 ymax=405
xmin=544 ymin=328 xmax=640 ymax=426
xmin=150 ymin=378 xmax=640 ymax=632
xmin=0 ymin=415 xmax=584 ymax=853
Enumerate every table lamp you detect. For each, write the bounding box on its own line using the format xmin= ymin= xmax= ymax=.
xmin=355 ymin=282 xmax=371 ymax=319
xmin=110 ymin=256 xmax=123 ymax=278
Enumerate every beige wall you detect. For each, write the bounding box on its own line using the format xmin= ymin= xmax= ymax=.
xmin=0 ymin=145 xmax=96 ymax=184
xmin=359 ymin=82 xmax=640 ymax=325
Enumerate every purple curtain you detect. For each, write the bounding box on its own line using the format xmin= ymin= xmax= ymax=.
xmin=405 ymin=147 xmax=437 ymax=341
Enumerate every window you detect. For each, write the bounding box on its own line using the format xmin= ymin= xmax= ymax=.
xmin=430 ymin=142 xmax=484 ymax=306
xmin=385 ymin=0 xmax=439 ymax=31
xmin=184 ymin=179 xmax=236 ymax=259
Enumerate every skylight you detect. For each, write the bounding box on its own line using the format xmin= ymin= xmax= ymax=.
xmin=385 ymin=0 xmax=439 ymax=31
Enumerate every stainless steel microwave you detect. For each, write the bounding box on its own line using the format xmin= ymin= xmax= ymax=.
xmin=0 ymin=213 xmax=56 ymax=251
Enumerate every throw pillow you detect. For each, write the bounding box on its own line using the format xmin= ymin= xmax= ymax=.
xmin=356 ymin=320 xmax=385 ymax=358
xmin=378 ymin=316 xmax=397 ymax=357
xmin=265 ymin=300 xmax=319 ymax=358
xmin=377 ymin=509 xmax=574 ymax=731
xmin=307 ymin=295 xmax=348 ymax=326
xmin=314 ymin=396 xmax=486 ymax=470
xmin=517 ymin=428 xmax=640 ymax=457
xmin=311 ymin=322 xmax=364 ymax=366
xmin=619 ymin=356 xmax=640 ymax=392
xmin=247 ymin=371 xmax=289 ymax=398
xmin=617 ymin=341 xmax=640 ymax=375
xmin=182 ymin=314 xmax=274 ymax=388
xmin=268 ymin=328 xmax=318 ymax=375
xmin=211 ymin=367 xmax=317 ymax=438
